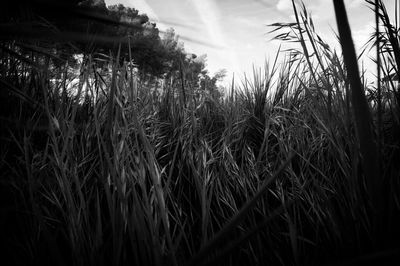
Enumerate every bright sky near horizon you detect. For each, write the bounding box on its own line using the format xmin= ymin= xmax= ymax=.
xmin=105 ymin=0 xmax=396 ymax=85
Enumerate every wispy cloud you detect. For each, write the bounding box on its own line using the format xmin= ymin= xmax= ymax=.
xmin=192 ymin=0 xmax=241 ymax=75
xmin=192 ymin=0 xmax=225 ymax=47
xmin=276 ymin=0 xmax=292 ymax=12
xmin=131 ymin=0 xmax=159 ymax=20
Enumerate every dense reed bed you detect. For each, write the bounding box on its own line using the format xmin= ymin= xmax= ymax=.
xmin=1 ymin=0 xmax=400 ymax=265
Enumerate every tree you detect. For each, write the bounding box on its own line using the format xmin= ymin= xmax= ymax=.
xmin=1 ymin=0 xmax=217 ymax=86
xmin=161 ymin=28 xmax=185 ymax=74
xmin=106 ymin=4 xmax=169 ymax=77
xmin=200 ymin=68 xmax=226 ymax=100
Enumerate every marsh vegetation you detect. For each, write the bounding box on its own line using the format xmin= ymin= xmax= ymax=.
xmin=1 ymin=0 xmax=399 ymax=265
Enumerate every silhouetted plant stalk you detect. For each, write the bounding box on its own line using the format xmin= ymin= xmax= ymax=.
xmin=291 ymin=0 xmax=318 ymax=86
xmin=332 ymin=0 xmax=381 ymax=237
xmin=375 ymin=0 xmax=382 ymax=201
xmin=372 ymin=0 xmax=400 ymax=82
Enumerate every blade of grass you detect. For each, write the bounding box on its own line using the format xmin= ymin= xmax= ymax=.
xmin=187 ymin=153 xmax=294 ymax=266
xmin=332 ymin=0 xmax=381 ymax=240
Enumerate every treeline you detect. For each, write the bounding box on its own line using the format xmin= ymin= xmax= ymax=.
xmin=1 ymin=0 xmax=225 ymax=94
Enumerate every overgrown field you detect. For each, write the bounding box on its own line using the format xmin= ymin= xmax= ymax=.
xmin=1 ymin=0 xmax=400 ymax=265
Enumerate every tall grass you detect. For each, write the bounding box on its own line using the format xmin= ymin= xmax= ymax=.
xmin=1 ymin=0 xmax=400 ymax=265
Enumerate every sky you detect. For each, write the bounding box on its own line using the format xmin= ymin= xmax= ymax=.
xmin=105 ymin=0 xmax=396 ymax=85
